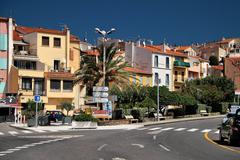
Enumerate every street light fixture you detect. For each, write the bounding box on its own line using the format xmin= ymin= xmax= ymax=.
xmin=95 ymin=27 xmax=116 ymax=86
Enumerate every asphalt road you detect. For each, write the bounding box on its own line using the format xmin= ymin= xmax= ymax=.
xmin=0 ymin=118 xmax=239 ymax=160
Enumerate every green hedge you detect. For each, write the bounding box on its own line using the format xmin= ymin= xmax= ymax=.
xmin=73 ymin=114 xmax=98 ymax=122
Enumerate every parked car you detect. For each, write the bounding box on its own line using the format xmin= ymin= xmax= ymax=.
xmin=219 ymin=107 xmax=240 ymax=145
xmin=46 ymin=110 xmax=65 ymax=122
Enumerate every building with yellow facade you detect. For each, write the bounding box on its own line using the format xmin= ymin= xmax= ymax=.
xmin=9 ymin=25 xmax=85 ymax=114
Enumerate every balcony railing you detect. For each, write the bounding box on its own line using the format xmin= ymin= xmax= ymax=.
xmin=48 ymin=67 xmax=71 ymax=73
xmin=174 ymin=60 xmax=190 ymax=68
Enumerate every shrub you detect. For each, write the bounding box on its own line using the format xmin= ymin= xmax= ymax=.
xmin=73 ymin=114 xmax=98 ymax=122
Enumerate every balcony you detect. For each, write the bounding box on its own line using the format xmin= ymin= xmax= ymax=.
xmin=174 ymin=60 xmax=190 ymax=68
xmin=174 ymin=77 xmax=185 ymax=84
xmin=13 ymin=50 xmax=39 ymax=61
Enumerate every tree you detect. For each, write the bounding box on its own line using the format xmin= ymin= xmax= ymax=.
xmin=209 ymin=55 xmax=219 ymax=66
xmin=61 ymin=102 xmax=74 ymax=116
xmin=74 ymin=44 xmax=131 ymax=95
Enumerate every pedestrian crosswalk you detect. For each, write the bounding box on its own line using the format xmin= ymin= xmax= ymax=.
xmin=133 ymin=127 xmax=219 ymax=135
xmin=0 ymin=129 xmax=69 ymax=136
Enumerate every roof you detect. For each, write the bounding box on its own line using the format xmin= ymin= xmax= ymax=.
xmin=82 ymin=49 xmax=100 ymax=56
xmin=142 ymin=45 xmax=187 ymax=58
xmin=217 ymin=38 xmax=234 ymax=44
xmin=211 ymin=65 xmax=223 ymax=71
xmin=124 ymin=67 xmax=152 ymax=75
xmin=13 ymin=30 xmax=22 ymax=41
xmin=176 ymin=46 xmax=191 ymax=51
xmin=188 ymin=55 xmax=209 ymax=62
xmin=16 ymin=26 xmax=80 ymax=43
xmin=225 ymin=57 xmax=240 ymax=68
xmin=16 ymin=26 xmax=65 ymax=35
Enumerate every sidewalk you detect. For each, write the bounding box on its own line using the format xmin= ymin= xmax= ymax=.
xmin=10 ymin=114 xmax=224 ymax=131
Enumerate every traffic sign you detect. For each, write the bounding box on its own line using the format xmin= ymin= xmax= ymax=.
xmin=93 ymin=92 xmax=109 ymax=98
xmin=93 ymin=86 xmax=109 ymax=92
xmin=93 ymin=97 xmax=108 ymax=103
xmin=34 ymin=95 xmax=41 ymax=102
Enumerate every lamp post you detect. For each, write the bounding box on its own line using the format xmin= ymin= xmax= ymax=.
xmin=95 ymin=28 xmax=116 ymax=87
xmin=157 ymin=79 xmax=161 ymax=121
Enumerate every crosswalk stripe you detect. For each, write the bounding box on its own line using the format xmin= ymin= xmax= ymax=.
xmin=149 ymin=127 xmax=161 ymax=131
xmin=201 ymin=129 xmax=212 ymax=133
xmin=174 ymin=128 xmax=186 ymax=131
xmin=32 ymin=130 xmax=46 ymax=133
xmin=187 ymin=128 xmax=199 ymax=132
xmin=147 ymin=130 xmax=163 ymax=135
xmin=161 ymin=127 xmax=174 ymax=131
xmin=8 ymin=131 xmax=19 ymax=135
xmin=22 ymin=130 xmax=33 ymax=134
xmin=137 ymin=127 xmax=148 ymax=130
xmin=214 ymin=130 xmax=219 ymax=134
xmin=0 ymin=132 xmax=4 ymax=135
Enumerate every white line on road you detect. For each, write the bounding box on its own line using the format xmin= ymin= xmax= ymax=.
xmin=0 ymin=150 xmax=14 ymax=154
xmin=159 ymin=144 xmax=171 ymax=152
xmin=149 ymin=127 xmax=161 ymax=131
xmin=8 ymin=131 xmax=19 ymax=135
xmin=8 ymin=148 xmax=21 ymax=151
xmin=0 ymin=132 xmax=4 ymax=135
xmin=201 ymin=129 xmax=212 ymax=133
xmin=161 ymin=127 xmax=174 ymax=131
xmin=16 ymin=146 xmax=28 ymax=149
xmin=32 ymin=130 xmax=46 ymax=133
xmin=0 ymin=154 xmax=6 ymax=156
xmin=187 ymin=128 xmax=199 ymax=132
xmin=174 ymin=128 xmax=186 ymax=131
xmin=131 ymin=143 xmax=144 ymax=149
xmin=137 ymin=127 xmax=148 ymax=130
xmin=24 ymin=144 xmax=36 ymax=147
xmin=97 ymin=144 xmax=107 ymax=151
xmin=147 ymin=130 xmax=162 ymax=135
xmin=22 ymin=130 xmax=33 ymax=134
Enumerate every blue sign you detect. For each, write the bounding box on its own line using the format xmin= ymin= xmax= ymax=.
xmin=34 ymin=95 xmax=41 ymax=102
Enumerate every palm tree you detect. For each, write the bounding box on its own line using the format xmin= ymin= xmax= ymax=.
xmin=61 ymin=102 xmax=74 ymax=116
xmin=74 ymin=43 xmax=131 ymax=94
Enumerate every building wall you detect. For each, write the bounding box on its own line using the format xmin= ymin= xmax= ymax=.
xmin=129 ymin=73 xmax=152 ymax=86
xmin=0 ymin=20 xmax=8 ymax=98
xmin=152 ymin=53 xmax=173 ymax=90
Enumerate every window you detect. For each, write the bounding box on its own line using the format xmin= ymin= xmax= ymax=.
xmin=50 ymin=80 xmax=61 ymax=90
xmin=166 ymin=57 xmax=169 ymax=69
xmin=63 ymin=80 xmax=73 ymax=91
xmin=14 ymin=60 xmax=36 ymax=70
xmin=181 ymin=72 xmax=185 ymax=82
xmin=139 ymin=76 xmax=143 ymax=85
xmin=165 ymin=74 xmax=169 ymax=86
xmin=154 ymin=73 xmax=159 ymax=85
xmin=42 ymin=36 xmax=49 ymax=46
xmin=22 ymin=78 xmax=32 ymax=90
xmin=54 ymin=38 xmax=61 ymax=47
xmin=175 ymin=71 xmax=178 ymax=81
xmin=154 ymin=55 xmax=158 ymax=67
xmin=54 ymin=60 xmax=60 ymax=70
xmin=236 ymin=49 xmax=239 ymax=53
xmin=70 ymin=49 xmax=74 ymax=60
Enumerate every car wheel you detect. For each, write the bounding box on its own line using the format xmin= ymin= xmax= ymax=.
xmin=228 ymin=134 xmax=236 ymax=145
xmin=219 ymin=130 xmax=224 ymax=142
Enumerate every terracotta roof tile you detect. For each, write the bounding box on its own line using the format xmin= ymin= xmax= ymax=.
xmin=176 ymin=46 xmax=190 ymax=51
xmin=82 ymin=49 xmax=100 ymax=56
xmin=124 ymin=67 xmax=152 ymax=75
xmin=211 ymin=65 xmax=223 ymax=70
xmin=13 ymin=30 xmax=22 ymax=41
xmin=16 ymin=26 xmax=65 ymax=35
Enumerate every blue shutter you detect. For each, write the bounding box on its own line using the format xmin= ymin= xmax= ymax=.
xmin=0 ymin=58 xmax=7 ymax=69
xmin=0 ymin=82 xmax=6 ymax=93
xmin=0 ymin=34 xmax=7 ymax=51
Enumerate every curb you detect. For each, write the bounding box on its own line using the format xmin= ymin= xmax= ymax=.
xmin=143 ymin=115 xmax=225 ymax=127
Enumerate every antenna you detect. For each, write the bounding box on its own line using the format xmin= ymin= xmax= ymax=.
xmin=59 ymin=23 xmax=68 ymax=30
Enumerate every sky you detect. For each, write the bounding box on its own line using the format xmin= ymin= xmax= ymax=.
xmin=1 ymin=0 xmax=240 ymax=45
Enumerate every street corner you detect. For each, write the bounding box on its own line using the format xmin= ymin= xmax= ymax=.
xmin=204 ymin=131 xmax=240 ymax=154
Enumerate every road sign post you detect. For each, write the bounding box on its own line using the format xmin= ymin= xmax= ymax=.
xmin=34 ymin=95 xmax=41 ymax=127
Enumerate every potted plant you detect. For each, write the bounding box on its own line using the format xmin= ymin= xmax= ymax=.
xmin=61 ymin=102 xmax=74 ymax=125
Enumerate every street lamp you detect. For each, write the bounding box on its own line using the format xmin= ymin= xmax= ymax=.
xmin=95 ymin=27 xmax=116 ymax=87
xmin=157 ymin=79 xmax=161 ymax=121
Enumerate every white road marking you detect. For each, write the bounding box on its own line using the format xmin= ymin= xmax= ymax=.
xmin=161 ymin=127 xmax=174 ymax=131
xmin=0 ymin=132 xmax=4 ymax=135
xmin=201 ymin=129 xmax=212 ymax=133
xmin=8 ymin=148 xmax=21 ymax=151
xmin=149 ymin=127 xmax=161 ymax=131
xmin=97 ymin=144 xmax=107 ymax=151
xmin=187 ymin=128 xmax=199 ymax=132
xmin=0 ymin=154 xmax=6 ymax=156
xmin=112 ymin=158 xmax=127 ymax=160
xmin=22 ymin=130 xmax=33 ymax=134
xmin=153 ymin=135 xmax=157 ymax=140
xmin=24 ymin=144 xmax=36 ymax=147
xmin=32 ymin=130 xmax=46 ymax=133
xmin=174 ymin=128 xmax=186 ymax=131
xmin=8 ymin=131 xmax=19 ymax=135
xmin=159 ymin=144 xmax=171 ymax=152
xmin=49 ymin=130 xmax=57 ymax=132
xmin=0 ymin=150 xmax=14 ymax=154
xmin=16 ymin=146 xmax=28 ymax=149
xmin=147 ymin=130 xmax=163 ymax=135
xmin=131 ymin=143 xmax=144 ymax=149
xmin=137 ymin=127 xmax=148 ymax=130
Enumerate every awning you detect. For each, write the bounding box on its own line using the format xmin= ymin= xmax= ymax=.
xmin=13 ymin=41 xmax=29 ymax=46
xmin=0 ymin=103 xmax=23 ymax=109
